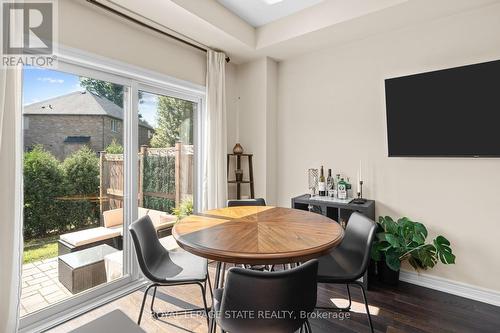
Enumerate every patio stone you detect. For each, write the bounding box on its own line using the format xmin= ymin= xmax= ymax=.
xmin=22 ymin=284 xmax=43 ymax=295
xmin=38 ymin=262 xmax=55 ymax=272
xmin=26 ymin=275 xmax=50 ymax=286
xmin=41 ymin=280 xmax=55 ymax=287
xmin=22 ymin=293 xmax=46 ymax=311
xmin=40 ymin=284 xmax=61 ymax=296
xmin=21 ymin=289 xmax=40 ymax=299
xmin=21 ymin=258 xmax=76 ymax=315
xmin=22 ymin=268 xmax=39 ymax=276
xmin=44 ymin=291 xmax=71 ymax=303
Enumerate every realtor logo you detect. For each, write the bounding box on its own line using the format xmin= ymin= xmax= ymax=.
xmin=1 ymin=0 xmax=57 ymax=67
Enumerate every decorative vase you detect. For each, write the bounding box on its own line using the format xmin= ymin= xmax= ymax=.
xmin=233 ymin=143 xmax=244 ymax=154
xmin=235 ymin=169 xmax=243 ymax=182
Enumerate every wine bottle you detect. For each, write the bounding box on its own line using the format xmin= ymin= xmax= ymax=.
xmin=337 ymin=177 xmax=348 ymax=200
xmin=326 ymin=169 xmax=333 ymax=196
xmin=318 ymin=166 xmax=326 ymax=196
xmin=335 ymin=174 xmax=341 ymax=198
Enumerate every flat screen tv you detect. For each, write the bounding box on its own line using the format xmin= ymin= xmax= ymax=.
xmin=385 ymin=59 xmax=500 ymax=157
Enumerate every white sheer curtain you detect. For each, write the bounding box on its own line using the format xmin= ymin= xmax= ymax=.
xmin=0 ymin=66 xmax=23 ymax=333
xmin=202 ymin=50 xmax=228 ymax=210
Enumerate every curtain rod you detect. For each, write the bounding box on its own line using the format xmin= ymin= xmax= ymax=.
xmin=86 ymin=0 xmax=230 ymax=63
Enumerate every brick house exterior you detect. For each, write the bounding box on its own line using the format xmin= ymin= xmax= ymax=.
xmin=23 ymin=91 xmax=154 ymax=160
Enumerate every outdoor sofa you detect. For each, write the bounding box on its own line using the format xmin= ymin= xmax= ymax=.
xmin=58 ymin=207 xmax=176 ymax=256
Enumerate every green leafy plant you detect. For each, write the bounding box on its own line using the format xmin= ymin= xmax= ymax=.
xmin=371 ymin=216 xmax=456 ymax=272
xmin=60 ymin=146 xmax=100 ymax=231
xmin=172 ymin=197 xmax=193 ymax=222
xmin=105 ymin=138 xmax=124 ymax=154
xmin=23 ymin=145 xmax=66 ymax=238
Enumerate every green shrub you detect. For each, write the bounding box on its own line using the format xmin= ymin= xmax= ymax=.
xmin=62 ymin=146 xmax=100 ymax=195
xmin=23 ymin=146 xmax=66 ymax=238
xmin=143 ymin=196 xmax=175 ymax=213
xmin=61 ymin=146 xmax=100 ymax=230
xmin=105 ymin=138 xmax=124 ymax=154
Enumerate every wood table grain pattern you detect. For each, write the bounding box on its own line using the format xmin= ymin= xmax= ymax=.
xmin=173 ymin=206 xmax=344 ymax=265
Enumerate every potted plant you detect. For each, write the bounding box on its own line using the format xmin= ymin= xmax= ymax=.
xmin=173 ymin=197 xmax=193 ymax=222
xmin=371 ymin=216 xmax=456 ymax=285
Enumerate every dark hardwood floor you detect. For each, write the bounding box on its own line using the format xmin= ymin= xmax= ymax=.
xmin=50 ymin=264 xmax=500 ymax=333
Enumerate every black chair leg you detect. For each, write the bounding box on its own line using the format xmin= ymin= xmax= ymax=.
xmin=197 ymin=282 xmax=211 ymax=326
xmin=315 ymin=283 xmax=351 ymax=312
xmin=346 ymin=284 xmax=352 ymax=309
xmin=150 ymin=286 xmax=158 ymax=314
xmin=354 ymin=281 xmax=374 ymax=333
xmin=138 ymin=284 xmax=157 ymax=325
xmin=206 ymin=271 xmax=214 ymax=302
xmin=305 ymin=319 xmax=312 ymax=333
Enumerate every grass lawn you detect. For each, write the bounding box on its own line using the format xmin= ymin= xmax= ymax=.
xmin=23 ymin=235 xmax=59 ymax=264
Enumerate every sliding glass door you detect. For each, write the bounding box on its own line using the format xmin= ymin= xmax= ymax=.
xmin=137 ymin=88 xmax=196 ymax=221
xmin=19 ymin=55 xmax=205 ymax=331
xmin=21 ymin=64 xmax=130 ymax=320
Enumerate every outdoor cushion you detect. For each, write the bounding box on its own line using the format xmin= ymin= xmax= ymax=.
xmin=102 ymin=208 xmax=123 ymax=228
xmin=104 ymin=250 xmax=123 ymax=282
xmin=138 ymin=207 xmax=149 ymax=218
xmin=159 ymin=235 xmax=181 ymax=251
xmin=148 ymin=209 xmax=177 ymax=230
xmin=60 ymin=227 xmax=121 ymax=247
xmin=104 ymin=207 xmax=175 ymax=230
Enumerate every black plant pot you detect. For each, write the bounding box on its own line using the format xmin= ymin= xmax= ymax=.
xmin=378 ymin=260 xmax=400 ymax=286
xmin=367 ymin=259 xmax=378 ymax=290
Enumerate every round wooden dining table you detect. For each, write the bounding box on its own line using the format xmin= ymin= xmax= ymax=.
xmin=173 ymin=206 xmax=344 ymax=266
xmin=172 ymin=206 xmax=344 ymax=333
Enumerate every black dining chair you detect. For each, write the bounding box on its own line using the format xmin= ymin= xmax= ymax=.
xmin=227 ymin=198 xmax=266 ymax=207
xmin=129 ymin=215 xmax=212 ymax=325
xmin=316 ymin=212 xmax=377 ymax=333
xmin=214 ymin=259 xmax=319 ymax=333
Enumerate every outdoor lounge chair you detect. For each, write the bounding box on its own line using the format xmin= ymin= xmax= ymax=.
xmin=58 ymin=207 xmax=176 ymax=255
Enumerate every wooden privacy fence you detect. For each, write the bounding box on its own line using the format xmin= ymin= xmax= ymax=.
xmin=99 ymin=142 xmax=194 ymax=217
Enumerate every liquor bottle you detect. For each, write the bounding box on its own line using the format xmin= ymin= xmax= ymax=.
xmin=335 ymin=174 xmax=341 ymax=198
xmin=337 ymin=178 xmax=348 ymax=200
xmin=346 ymin=177 xmax=352 ymax=198
xmin=326 ymin=169 xmax=334 ymax=196
xmin=318 ymin=166 xmax=326 ymax=196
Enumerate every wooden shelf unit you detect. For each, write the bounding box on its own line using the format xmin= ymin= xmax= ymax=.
xmin=227 ymin=153 xmax=255 ymax=199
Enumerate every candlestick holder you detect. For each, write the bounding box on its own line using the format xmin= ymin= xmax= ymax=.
xmin=351 ymin=180 xmax=367 ymax=204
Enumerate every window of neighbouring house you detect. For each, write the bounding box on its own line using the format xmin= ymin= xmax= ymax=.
xmin=111 ymin=119 xmax=118 ymax=132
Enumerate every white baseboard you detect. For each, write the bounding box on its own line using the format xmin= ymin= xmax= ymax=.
xmin=399 ymin=269 xmax=500 ymax=307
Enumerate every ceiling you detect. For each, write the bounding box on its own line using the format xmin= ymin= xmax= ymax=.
xmin=101 ymin=0 xmax=500 ymax=64
xmin=216 ymin=0 xmax=324 ymax=27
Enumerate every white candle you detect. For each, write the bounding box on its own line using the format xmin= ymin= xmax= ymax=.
xmin=357 ymin=171 xmax=361 ymax=194
xmin=357 ymin=160 xmax=362 ymax=194
xmin=236 ymin=97 xmax=240 ymax=142
xmin=359 ymin=160 xmax=362 ymax=181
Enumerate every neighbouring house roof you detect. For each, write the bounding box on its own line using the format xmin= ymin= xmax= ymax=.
xmin=24 ymin=91 xmax=154 ymax=129
xmin=64 ymin=136 xmax=91 ymax=143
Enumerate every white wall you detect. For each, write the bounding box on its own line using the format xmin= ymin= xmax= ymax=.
xmin=232 ymin=58 xmax=278 ymax=203
xmin=60 ymin=0 xmax=206 ymax=86
xmin=276 ymin=3 xmax=500 ymax=291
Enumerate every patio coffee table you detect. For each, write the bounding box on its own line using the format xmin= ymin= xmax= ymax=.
xmin=58 ymin=244 xmax=118 ymax=294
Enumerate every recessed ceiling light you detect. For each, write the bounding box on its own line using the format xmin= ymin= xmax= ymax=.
xmin=261 ymin=0 xmax=285 ymax=5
